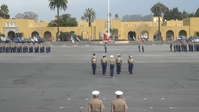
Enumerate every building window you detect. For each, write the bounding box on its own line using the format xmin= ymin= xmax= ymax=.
xmin=6 ymin=22 xmax=9 ymax=27
xmin=9 ymin=22 xmax=12 ymax=27
xmin=13 ymin=22 xmax=16 ymax=27
xmin=132 ymin=24 xmax=136 ymax=27
xmin=5 ymin=22 xmax=16 ymax=27
xmin=140 ymin=24 xmax=145 ymax=27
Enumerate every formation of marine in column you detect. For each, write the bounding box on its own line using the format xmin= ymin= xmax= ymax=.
xmin=0 ymin=43 xmax=51 ymax=53
xmin=172 ymin=41 xmax=199 ymax=52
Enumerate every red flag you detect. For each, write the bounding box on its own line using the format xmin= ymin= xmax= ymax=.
xmin=103 ymin=33 xmax=111 ymax=42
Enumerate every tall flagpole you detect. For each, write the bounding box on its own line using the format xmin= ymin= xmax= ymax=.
xmin=108 ymin=0 xmax=110 ymax=38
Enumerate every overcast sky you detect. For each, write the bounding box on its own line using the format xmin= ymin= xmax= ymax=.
xmin=0 ymin=0 xmax=199 ymax=22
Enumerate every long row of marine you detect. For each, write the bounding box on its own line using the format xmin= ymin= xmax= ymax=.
xmin=0 ymin=43 xmax=51 ymax=53
xmin=171 ymin=41 xmax=199 ymax=52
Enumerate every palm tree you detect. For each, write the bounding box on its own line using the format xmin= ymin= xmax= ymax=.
xmin=49 ymin=0 xmax=68 ymax=40
xmin=108 ymin=13 xmax=111 ymax=18
xmin=0 ymin=4 xmax=9 ymax=18
xmin=151 ymin=2 xmax=167 ymax=40
xmin=81 ymin=8 xmax=96 ymax=27
xmin=115 ymin=14 xmax=119 ymax=19
xmin=195 ymin=8 xmax=199 ymax=17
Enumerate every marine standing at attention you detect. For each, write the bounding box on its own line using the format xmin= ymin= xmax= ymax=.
xmin=88 ymin=90 xmax=104 ymax=112
xmin=111 ymin=91 xmax=128 ymax=112
xmin=128 ymin=55 xmax=134 ymax=74
xmin=101 ymin=54 xmax=108 ymax=75
xmin=109 ymin=55 xmax=115 ymax=77
xmin=104 ymin=42 xmax=107 ymax=53
xmin=91 ymin=53 xmax=97 ymax=75
xmin=115 ymin=54 xmax=122 ymax=74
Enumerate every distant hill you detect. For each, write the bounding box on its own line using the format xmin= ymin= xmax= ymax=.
xmin=122 ymin=14 xmax=153 ymax=22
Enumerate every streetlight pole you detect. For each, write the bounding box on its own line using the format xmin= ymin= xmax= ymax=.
xmin=107 ymin=0 xmax=110 ymax=38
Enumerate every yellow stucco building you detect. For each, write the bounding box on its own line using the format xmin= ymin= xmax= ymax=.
xmin=0 ymin=17 xmax=199 ymax=41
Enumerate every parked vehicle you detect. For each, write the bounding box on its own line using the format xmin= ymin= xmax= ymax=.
xmin=36 ymin=36 xmax=45 ymax=43
xmin=21 ymin=38 xmax=32 ymax=43
xmin=187 ymin=36 xmax=199 ymax=42
xmin=0 ymin=36 xmax=11 ymax=43
xmin=31 ymin=36 xmax=45 ymax=43
xmin=13 ymin=37 xmax=22 ymax=43
xmin=176 ymin=36 xmax=187 ymax=42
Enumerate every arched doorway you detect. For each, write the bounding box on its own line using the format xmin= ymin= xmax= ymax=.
xmin=141 ymin=30 xmax=149 ymax=41
xmin=81 ymin=31 xmax=89 ymax=40
xmin=44 ymin=31 xmax=52 ymax=41
xmin=8 ymin=31 xmax=15 ymax=40
xmin=195 ymin=31 xmax=199 ymax=37
xmin=128 ymin=31 xmax=136 ymax=41
xmin=166 ymin=30 xmax=174 ymax=41
xmin=32 ymin=31 xmax=39 ymax=37
xmin=179 ymin=30 xmax=187 ymax=37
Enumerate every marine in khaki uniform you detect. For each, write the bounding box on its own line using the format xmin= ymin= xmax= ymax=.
xmin=5 ymin=43 xmax=10 ymax=53
xmin=138 ymin=37 xmax=144 ymax=52
xmin=128 ymin=55 xmax=134 ymax=74
xmin=29 ymin=43 xmax=33 ymax=53
xmin=13 ymin=43 xmax=17 ymax=53
xmin=188 ymin=41 xmax=194 ymax=52
xmin=46 ymin=43 xmax=51 ymax=53
xmin=104 ymin=42 xmax=107 ymax=53
xmin=169 ymin=40 xmax=173 ymax=51
xmin=173 ymin=42 xmax=176 ymax=52
xmin=176 ymin=42 xmax=179 ymax=52
xmin=178 ymin=42 xmax=181 ymax=52
xmin=88 ymin=91 xmax=104 ymax=112
xmin=2 ymin=43 xmax=5 ymax=53
xmin=34 ymin=43 xmax=39 ymax=53
xmin=181 ymin=41 xmax=187 ymax=52
xmin=40 ymin=44 xmax=45 ymax=53
xmin=101 ymin=54 xmax=108 ymax=75
xmin=23 ymin=43 xmax=28 ymax=53
xmin=16 ymin=43 xmax=20 ymax=53
xmin=115 ymin=54 xmax=122 ymax=74
xmin=91 ymin=53 xmax=97 ymax=75
xmin=11 ymin=43 xmax=14 ymax=53
xmin=109 ymin=55 xmax=115 ymax=77
xmin=111 ymin=91 xmax=128 ymax=112
xmin=195 ymin=42 xmax=199 ymax=51
xmin=0 ymin=43 xmax=3 ymax=53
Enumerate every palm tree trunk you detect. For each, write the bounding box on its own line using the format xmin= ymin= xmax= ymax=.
xmin=158 ymin=16 xmax=161 ymax=41
xmin=88 ymin=17 xmax=91 ymax=27
xmin=57 ymin=7 xmax=60 ymax=41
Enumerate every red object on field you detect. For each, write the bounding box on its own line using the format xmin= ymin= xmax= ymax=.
xmin=103 ymin=33 xmax=111 ymax=42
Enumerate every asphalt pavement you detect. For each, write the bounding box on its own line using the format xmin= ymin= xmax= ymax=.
xmin=0 ymin=43 xmax=199 ymax=112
